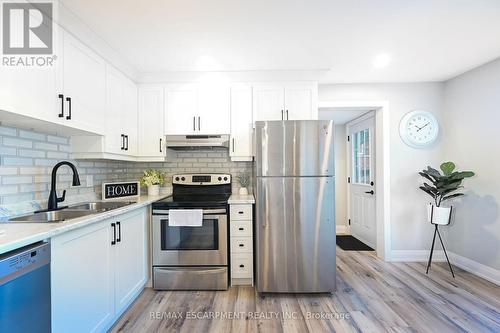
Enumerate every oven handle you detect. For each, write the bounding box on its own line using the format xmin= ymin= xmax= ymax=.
xmin=153 ymin=209 xmax=226 ymax=215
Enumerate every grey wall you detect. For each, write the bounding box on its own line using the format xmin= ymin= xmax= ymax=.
xmin=442 ymin=58 xmax=500 ymax=270
xmin=0 ymin=125 xmax=252 ymax=211
xmin=319 ymin=83 xmax=446 ymax=251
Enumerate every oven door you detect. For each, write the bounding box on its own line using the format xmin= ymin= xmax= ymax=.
xmin=152 ymin=209 xmax=227 ymax=266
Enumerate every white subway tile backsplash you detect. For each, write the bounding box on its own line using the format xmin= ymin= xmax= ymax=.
xmin=0 ymin=126 xmax=253 ymax=208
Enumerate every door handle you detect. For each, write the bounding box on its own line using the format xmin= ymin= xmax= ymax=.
xmin=198 ymin=116 xmax=201 ymax=131
xmin=159 ymin=138 xmax=163 ymax=153
xmin=111 ymin=223 xmax=116 ymax=245
xmin=116 ymin=222 xmax=121 ymax=242
xmin=58 ymin=94 xmax=64 ymax=118
xmin=65 ymin=97 xmax=72 ymax=120
xmin=365 ymin=190 xmax=375 ymax=195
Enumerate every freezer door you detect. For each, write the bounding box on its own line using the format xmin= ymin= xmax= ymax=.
xmin=254 ymin=120 xmax=334 ymax=177
xmin=256 ymin=176 xmax=336 ymax=293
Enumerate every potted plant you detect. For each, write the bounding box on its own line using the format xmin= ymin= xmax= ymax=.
xmin=139 ymin=169 xmax=166 ymax=196
xmin=418 ymin=161 xmax=475 ymax=225
xmin=236 ymin=173 xmax=250 ymax=195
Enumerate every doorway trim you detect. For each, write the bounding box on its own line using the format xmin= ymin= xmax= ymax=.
xmin=319 ymin=100 xmax=391 ymax=261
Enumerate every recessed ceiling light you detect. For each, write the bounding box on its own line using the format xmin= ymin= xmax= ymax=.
xmin=372 ymin=53 xmax=392 ymax=69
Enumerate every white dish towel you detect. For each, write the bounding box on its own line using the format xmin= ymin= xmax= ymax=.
xmin=168 ymin=209 xmax=203 ymax=227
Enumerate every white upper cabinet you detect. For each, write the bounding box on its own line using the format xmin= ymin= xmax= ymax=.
xmin=123 ymin=78 xmax=138 ymax=156
xmin=60 ymin=31 xmax=106 ymax=134
xmin=165 ymin=83 xmax=230 ymax=135
xmin=253 ymin=85 xmax=285 ymax=121
xmin=104 ymin=66 xmax=125 ymax=154
xmin=253 ymin=82 xmax=318 ymax=121
xmin=138 ymin=86 xmax=165 ymax=159
xmin=164 ymin=83 xmax=198 ymax=135
xmin=284 ymin=83 xmax=318 ymax=120
xmin=197 ymin=83 xmax=230 ymax=135
xmin=230 ymin=84 xmax=253 ymax=160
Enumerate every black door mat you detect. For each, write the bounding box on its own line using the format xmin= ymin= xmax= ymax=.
xmin=336 ymin=235 xmax=374 ymax=251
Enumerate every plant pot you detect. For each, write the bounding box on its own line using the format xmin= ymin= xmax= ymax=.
xmin=239 ymin=187 xmax=249 ymax=195
xmin=147 ymin=185 xmax=160 ymax=196
xmin=427 ymin=204 xmax=452 ymax=225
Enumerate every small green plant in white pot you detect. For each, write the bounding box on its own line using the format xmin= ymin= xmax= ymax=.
xmin=140 ymin=169 xmax=166 ymax=196
xmin=237 ymin=173 xmax=250 ymax=195
xmin=418 ymin=161 xmax=475 ymax=225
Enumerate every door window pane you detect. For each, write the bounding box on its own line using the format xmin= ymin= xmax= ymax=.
xmin=160 ymin=218 xmax=219 ymax=250
xmin=353 ymin=128 xmax=371 ymax=184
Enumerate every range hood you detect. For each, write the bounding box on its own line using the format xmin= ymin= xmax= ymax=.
xmin=165 ymin=135 xmax=230 ymax=150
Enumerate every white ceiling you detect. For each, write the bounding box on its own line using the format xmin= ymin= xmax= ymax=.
xmin=61 ymin=0 xmax=500 ymax=83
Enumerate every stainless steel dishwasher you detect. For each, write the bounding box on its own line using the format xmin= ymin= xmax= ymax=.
xmin=0 ymin=242 xmax=51 ymax=333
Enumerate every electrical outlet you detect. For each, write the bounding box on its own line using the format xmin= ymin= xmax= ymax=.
xmin=86 ymin=175 xmax=94 ymax=188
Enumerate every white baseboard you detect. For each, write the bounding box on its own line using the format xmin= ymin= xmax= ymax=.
xmin=390 ymin=250 xmax=445 ymax=262
xmin=449 ymin=252 xmax=500 ymax=286
xmin=390 ymin=250 xmax=500 ymax=286
xmin=336 ymin=225 xmax=347 ymax=234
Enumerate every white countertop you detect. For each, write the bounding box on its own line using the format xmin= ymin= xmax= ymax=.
xmin=0 ymin=194 xmax=170 ymax=255
xmin=228 ymin=194 xmax=255 ymax=204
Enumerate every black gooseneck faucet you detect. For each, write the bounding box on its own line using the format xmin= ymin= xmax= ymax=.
xmin=47 ymin=161 xmax=81 ymax=211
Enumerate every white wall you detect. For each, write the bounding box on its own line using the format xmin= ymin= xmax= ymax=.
xmin=334 ymin=125 xmax=348 ymax=231
xmin=442 ymin=58 xmax=500 ymax=271
xmin=319 ymin=83 xmax=445 ymax=251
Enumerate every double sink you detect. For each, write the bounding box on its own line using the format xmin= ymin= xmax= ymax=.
xmin=8 ymin=201 xmax=135 ymax=223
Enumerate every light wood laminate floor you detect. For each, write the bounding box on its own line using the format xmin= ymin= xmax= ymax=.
xmin=111 ymin=248 xmax=500 ymax=333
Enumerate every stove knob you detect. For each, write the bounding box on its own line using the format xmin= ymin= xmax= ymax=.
xmin=218 ymin=177 xmax=222 ymax=181
xmin=223 ymin=177 xmax=228 ymax=181
xmin=181 ymin=177 xmax=186 ymax=181
xmin=175 ymin=177 xmax=180 ymax=181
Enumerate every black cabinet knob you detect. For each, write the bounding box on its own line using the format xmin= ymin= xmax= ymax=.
xmin=239 ymin=264 xmax=245 ymax=268
xmin=218 ymin=177 xmax=222 ymax=181
xmin=181 ymin=177 xmax=185 ymax=181
xmin=175 ymin=177 xmax=180 ymax=181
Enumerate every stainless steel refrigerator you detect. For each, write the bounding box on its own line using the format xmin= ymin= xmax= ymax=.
xmin=254 ymin=120 xmax=336 ymax=293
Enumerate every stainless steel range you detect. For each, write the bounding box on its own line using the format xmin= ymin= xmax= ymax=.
xmin=152 ymin=174 xmax=231 ymax=290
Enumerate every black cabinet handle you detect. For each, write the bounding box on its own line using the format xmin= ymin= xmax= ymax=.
xmin=58 ymin=94 xmax=64 ymax=118
xmin=116 ymin=222 xmax=121 ymax=242
xmin=198 ymin=116 xmax=201 ymax=131
xmin=121 ymin=134 xmax=125 ymax=150
xmin=65 ymin=97 xmax=72 ymax=120
xmin=238 ymin=227 xmax=244 ymax=231
xmin=239 ymin=264 xmax=245 ymax=268
xmin=111 ymin=223 xmax=116 ymax=245
xmin=239 ymin=244 xmax=244 ymax=247
xmin=125 ymin=135 xmax=129 ymax=151
xmin=232 ymin=138 xmax=235 ymax=152
xmin=365 ymin=190 xmax=375 ymax=195
xmin=286 ymin=110 xmax=289 ymax=120
xmin=281 ymin=110 xmax=284 ymax=120
xmin=193 ymin=116 xmax=196 ymax=131
xmin=159 ymin=138 xmax=163 ymax=153
xmin=238 ymin=211 xmax=244 ymax=214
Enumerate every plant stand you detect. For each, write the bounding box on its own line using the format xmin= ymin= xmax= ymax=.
xmin=426 ymin=224 xmax=455 ymax=278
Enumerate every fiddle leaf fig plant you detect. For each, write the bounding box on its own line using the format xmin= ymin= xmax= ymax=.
xmin=418 ymin=162 xmax=474 ymax=207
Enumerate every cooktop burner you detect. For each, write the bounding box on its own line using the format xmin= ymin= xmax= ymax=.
xmin=152 ymin=173 xmax=232 ymax=210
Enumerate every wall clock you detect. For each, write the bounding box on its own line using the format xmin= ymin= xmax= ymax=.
xmin=399 ymin=110 xmax=439 ymax=148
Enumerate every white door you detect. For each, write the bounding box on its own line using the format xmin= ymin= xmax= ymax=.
xmin=253 ymin=84 xmax=285 ymax=121
xmin=230 ymin=84 xmax=253 ymax=159
xmin=348 ymin=114 xmax=376 ymax=248
xmin=114 ymin=210 xmax=148 ymax=315
xmin=197 ymin=83 xmax=230 ymax=134
xmin=62 ymin=31 xmax=106 ymax=134
xmin=138 ymin=86 xmax=165 ymax=157
xmin=284 ymin=83 xmax=318 ymax=120
xmin=51 ymin=220 xmax=114 ymax=333
xmin=164 ymin=84 xmax=197 ymax=134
